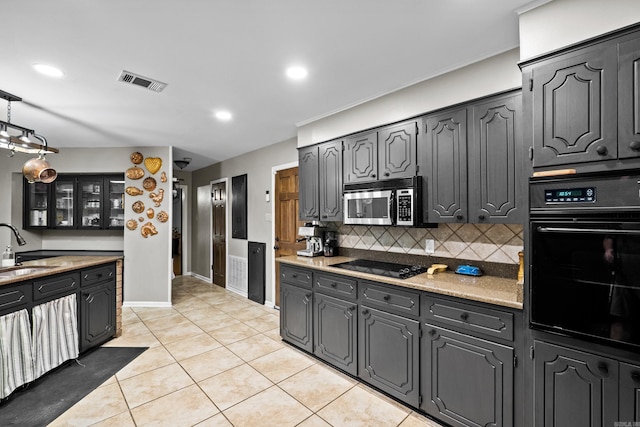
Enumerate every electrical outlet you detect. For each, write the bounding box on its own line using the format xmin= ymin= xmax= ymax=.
xmin=425 ymin=239 xmax=435 ymax=254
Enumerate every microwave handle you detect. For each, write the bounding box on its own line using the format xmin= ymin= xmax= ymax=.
xmin=537 ymin=226 xmax=640 ymax=236
xmin=389 ymin=191 xmax=396 ymax=226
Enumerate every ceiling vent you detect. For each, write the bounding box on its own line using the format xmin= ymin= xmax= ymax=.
xmin=117 ymin=70 xmax=167 ymax=92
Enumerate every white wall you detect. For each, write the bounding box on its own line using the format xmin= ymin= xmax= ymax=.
xmin=519 ymin=0 xmax=640 ymax=61
xmin=297 ymin=49 xmax=522 ymax=147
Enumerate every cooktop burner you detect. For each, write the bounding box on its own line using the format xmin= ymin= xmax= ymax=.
xmin=331 ymin=259 xmax=427 ymax=279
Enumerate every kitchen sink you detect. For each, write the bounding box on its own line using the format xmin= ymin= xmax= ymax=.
xmin=0 ymin=265 xmax=57 ymax=280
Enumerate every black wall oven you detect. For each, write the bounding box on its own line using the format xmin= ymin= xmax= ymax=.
xmin=530 ymin=172 xmax=640 ymax=350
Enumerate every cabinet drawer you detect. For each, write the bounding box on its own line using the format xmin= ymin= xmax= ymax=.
xmin=280 ymin=265 xmax=312 ymax=289
xmin=0 ymin=284 xmax=31 ymax=316
xmin=422 ymin=295 xmax=514 ymax=341
xmin=315 ymin=272 xmax=357 ymax=299
xmin=359 ymin=281 xmax=420 ymax=318
xmin=33 ymin=273 xmax=79 ymax=301
xmin=81 ymin=264 xmax=115 ymax=287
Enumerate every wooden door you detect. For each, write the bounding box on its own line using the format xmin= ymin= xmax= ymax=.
xmin=274 ymin=167 xmax=304 ymax=307
xmin=212 ymin=182 xmax=226 ymax=287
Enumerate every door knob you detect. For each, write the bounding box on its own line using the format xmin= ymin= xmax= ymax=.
xmin=596 ymin=145 xmax=608 ymax=156
xmin=630 ymin=141 xmax=640 ymax=151
xmin=273 ymin=245 xmax=280 ymax=250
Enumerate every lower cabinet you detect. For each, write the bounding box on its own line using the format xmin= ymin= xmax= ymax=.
xmin=314 ymin=292 xmax=357 ymax=375
xmin=280 ymin=282 xmax=313 ymax=352
xmin=533 ymin=340 xmax=619 ymax=427
xmin=79 ymin=280 xmax=116 ymax=352
xmin=358 ymin=305 xmax=420 ymax=407
xmin=421 ymin=324 xmax=514 ymax=427
xmin=620 ymin=362 xmax=640 ymax=422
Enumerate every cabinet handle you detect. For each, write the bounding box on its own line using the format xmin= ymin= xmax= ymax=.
xmin=305 ymin=293 xmax=312 ymax=299
xmin=86 ymin=296 xmax=94 ymax=303
xmin=371 ymin=174 xmax=376 ymax=178
xmin=460 ymin=312 xmax=469 ymax=321
xmin=597 ymin=362 xmax=609 ymax=376
xmin=631 ymin=372 xmax=640 ymax=383
xmin=348 ymin=306 xmax=356 ymax=311
xmin=384 ymin=172 xmax=390 ymax=177
xmin=322 ymin=215 xmax=328 ymax=219
xmin=428 ymin=329 xmax=436 ymax=336
xmin=84 ymin=274 xmax=89 ymax=280
xmin=478 ymin=215 xmax=485 ymax=220
xmin=362 ymin=309 xmax=369 ymax=315
xmin=456 ymin=214 xmax=463 ymax=220
xmin=383 ymin=294 xmax=391 ymax=301
xmin=292 ymin=274 xmax=298 ymax=278
xmin=630 ymin=141 xmax=640 ymax=151
xmin=330 ymin=282 xmax=337 ymax=288
xmin=596 ymin=145 xmax=608 ymax=156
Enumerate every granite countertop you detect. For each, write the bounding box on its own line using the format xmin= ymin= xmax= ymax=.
xmin=277 ymin=255 xmax=523 ymax=310
xmin=0 ymin=255 xmax=123 ymax=286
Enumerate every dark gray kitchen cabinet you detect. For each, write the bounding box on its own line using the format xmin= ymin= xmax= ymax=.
xmin=618 ymin=36 xmax=640 ymax=159
xmin=79 ymin=263 xmax=116 ymax=352
xmin=421 ymin=324 xmax=514 ymax=427
xmin=378 ymin=121 xmax=418 ymax=180
xmin=423 ymin=107 xmax=468 ymax=223
xmin=0 ymin=283 xmax=31 ymax=317
xmin=358 ymin=305 xmax=420 ymax=407
xmin=620 ymin=362 xmax=640 ymax=422
xmin=299 ymin=139 xmax=342 ymax=221
xmin=468 ymin=91 xmax=523 ymax=223
xmin=280 ymin=281 xmax=313 ymax=352
xmin=344 ymin=130 xmax=378 ymax=183
xmin=299 ymin=145 xmax=320 ymax=220
xmin=314 ymin=292 xmax=357 ymax=375
xmin=533 ymin=340 xmax=618 ymax=427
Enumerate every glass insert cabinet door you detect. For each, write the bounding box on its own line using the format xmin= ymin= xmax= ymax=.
xmin=25 ymin=182 xmax=49 ymax=227
xmin=53 ymin=177 xmax=75 ymax=228
xmin=79 ymin=177 xmax=103 ymax=228
xmin=107 ymin=178 xmax=125 ymax=228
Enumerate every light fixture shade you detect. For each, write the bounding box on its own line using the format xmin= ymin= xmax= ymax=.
xmin=174 ymin=157 xmax=192 ymax=169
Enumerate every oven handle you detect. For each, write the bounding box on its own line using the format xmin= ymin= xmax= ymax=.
xmin=536 ymin=226 xmax=640 ymax=236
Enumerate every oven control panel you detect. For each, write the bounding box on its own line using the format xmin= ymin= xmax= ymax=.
xmin=544 ymin=187 xmax=595 ymax=203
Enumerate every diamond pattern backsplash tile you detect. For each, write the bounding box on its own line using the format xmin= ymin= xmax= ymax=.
xmin=334 ymin=223 xmax=523 ymax=264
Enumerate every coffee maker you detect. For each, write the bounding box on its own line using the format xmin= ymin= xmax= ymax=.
xmin=324 ymin=231 xmax=338 ymax=257
xmin=296 ymin=224 xmax=324 ymax=257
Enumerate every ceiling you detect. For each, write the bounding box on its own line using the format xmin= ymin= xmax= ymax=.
xmin=2 ymin=0 xmax=534 ymax=171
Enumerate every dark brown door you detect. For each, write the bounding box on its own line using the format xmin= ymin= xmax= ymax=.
xmin=274 ymin=167 xmax=304 ymax=307
xmin=212 ymin=182 xmax=226 ymax=287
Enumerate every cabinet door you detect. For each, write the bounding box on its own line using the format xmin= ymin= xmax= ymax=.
xmin=23 ymin=181 xmax=50 ymax=229
xmin=78 ymin=176 xmax=105 ymax=229
xmin=531 ymin=44 xmax=618 ymax=167
xmin=298 ymin=146 xmax=319 ymax=220
xmin=468 ymin=92 xmax=523 ymax=223
xmin=619 ymin=36 xmax=640 ymax=159
xmin=52 ymin=177 xmax=76 ymax=228
xmin=344 ymin=131 xmax=378 ymax=183
xmin=424 ymin=108 xmax=467 ymax=223
xmin=314 ymin=293 xmax=357 ymax=375
xmin=620 ymin=362 xmax=640 ymax=422
xmin=79 ymin=282 xmax=115 ymax=352
xmin=319 ymin=140 xmax=343 ymax=221
xmin=358 ymin=305 xmax=419 ymax=407
xmin=280 ymin=282 xmax=313 ymax=352
xmin=378 ymin=121 xmax=417 ymax=180
xmin=533 ymin=340 xmax=618 ymax=427
xmin=105 ymin=176 xmax=125 ymax=229
xmin=421 ymin=324 xmax=514 ymax=427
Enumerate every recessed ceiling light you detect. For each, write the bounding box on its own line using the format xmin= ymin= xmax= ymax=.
xmin=215 ymin=111 xmax=232 ymax=121
xmin=33 ymin=63 xmax=64 ymax=78
xmin=286 ymin=66 xmax=308 ymax=80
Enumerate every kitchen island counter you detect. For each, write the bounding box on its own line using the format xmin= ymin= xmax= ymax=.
xmin=0 ymin=255 xmax=123 ymax=286
xmin=277 ymin=255 xmax=523 ymax=309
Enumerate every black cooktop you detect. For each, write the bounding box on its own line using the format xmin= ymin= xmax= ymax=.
xmin=331 ymin=259 xmax=427 ymax=280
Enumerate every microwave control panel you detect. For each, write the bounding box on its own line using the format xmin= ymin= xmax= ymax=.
xmin=396 ymin=189 xmax=414 ymax=226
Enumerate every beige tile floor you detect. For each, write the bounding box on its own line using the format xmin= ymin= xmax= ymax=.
xmin=50 ymin=275 xmax=445 ymax=427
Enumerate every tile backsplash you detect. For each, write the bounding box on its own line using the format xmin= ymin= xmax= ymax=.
xmin=333 ymin=223 xmax=523 ymax=265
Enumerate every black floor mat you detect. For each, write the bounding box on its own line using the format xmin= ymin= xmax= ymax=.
xmin=0 ymin=346 xmax=147 ymax=426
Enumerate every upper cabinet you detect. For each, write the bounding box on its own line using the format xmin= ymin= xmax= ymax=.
xmin=299 ymin=139 xmax=343 ymax=222
xmin=344 ymin=120 xmax=418 ymax=184
xmin=421 ymin=90 xmax=524 ymax=224
xmin=23 ymin=174 xmax=125 ymax=230
xmin=521 ymin=26 xmax=640 ymax=170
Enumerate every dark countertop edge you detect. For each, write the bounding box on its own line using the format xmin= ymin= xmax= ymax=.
xmin=277 ymin=256 xmax=523 ymax=310
xmin=0 ymin=256 xmax=123 ymax=286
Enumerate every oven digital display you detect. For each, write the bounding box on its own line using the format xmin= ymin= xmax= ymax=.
xmin=544 ymin=187 xmax=596 ymax=203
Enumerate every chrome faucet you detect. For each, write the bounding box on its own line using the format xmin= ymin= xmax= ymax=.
xmin=0 ymin=223 xmax=27 ymax=246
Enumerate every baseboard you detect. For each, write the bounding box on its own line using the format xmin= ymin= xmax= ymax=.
xmin=227 ymin=287 xmax=248 ymax=298
xmin=190 ymin=272 xmax=212 ymax=283
xmin=122 ymin=301 xmax=172 ymax=308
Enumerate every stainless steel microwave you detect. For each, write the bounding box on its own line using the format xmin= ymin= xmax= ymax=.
xmin=343 ymin=177 xmax=423 ymax=227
